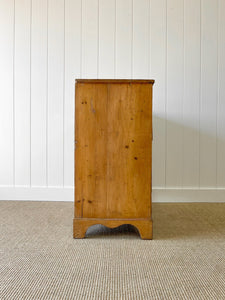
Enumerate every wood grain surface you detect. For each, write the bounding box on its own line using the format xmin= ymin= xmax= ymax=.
xmin=74 ymin=81 xmax=153 ymax=239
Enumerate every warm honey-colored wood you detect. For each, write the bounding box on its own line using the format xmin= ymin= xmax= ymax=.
xmin=75 ymin=83 xmax=108 ymax=218
xmin=74 ymin=80 xmax=154 ymax=239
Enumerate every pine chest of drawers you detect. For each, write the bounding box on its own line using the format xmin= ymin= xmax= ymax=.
xmin=73 ymin=79 xmax=154 ymax=239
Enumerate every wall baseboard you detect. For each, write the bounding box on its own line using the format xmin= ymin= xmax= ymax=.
xmin=152 ymin=189 xmax=225 ymax=202
xmin=0 ymin=187 xmax=74 ymax=201
xmin=0 ymin=187 xmax=224 ymax=202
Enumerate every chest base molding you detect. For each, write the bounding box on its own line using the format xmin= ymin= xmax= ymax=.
xmin=73 ymin=218 xmax=153 ymax=239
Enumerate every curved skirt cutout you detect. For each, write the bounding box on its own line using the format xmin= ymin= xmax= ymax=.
xmin=73 ymin=218 xmax=153 ymax=240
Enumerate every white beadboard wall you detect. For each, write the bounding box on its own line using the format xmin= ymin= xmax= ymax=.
xmin=0 ymin=0 xmax=224 ymax=202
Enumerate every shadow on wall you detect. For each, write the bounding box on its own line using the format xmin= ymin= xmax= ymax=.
xmin=152 ymin=115 xmax=225 ymax=188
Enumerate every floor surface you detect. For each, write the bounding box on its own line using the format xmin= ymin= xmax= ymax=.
xmin=1 ymin=201 xmax=225 ymax=299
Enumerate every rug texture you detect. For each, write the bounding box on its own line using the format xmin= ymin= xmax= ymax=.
xmin=1 ymin=201 xmax=225 ymax=299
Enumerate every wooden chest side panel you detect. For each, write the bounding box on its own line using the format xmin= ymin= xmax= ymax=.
xmin=107 ymin=83 xmax=152 ymax=218
xmin=75 ymin=82 xmax=152 ymax=219
xmin=75 ymin=83 xmax=108 ymax=218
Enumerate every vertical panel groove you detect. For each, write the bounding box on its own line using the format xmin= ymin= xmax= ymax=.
xmin=181 ymin=0 xmax=185 ymax=187
xmin=131 ymin=0 xmax=133 ymax=79
xmin=97 ymin=0 xmax=99 ymax=78
xmin=216 ymin=0 xmax=219 ymax=187
xmin=182 ymin=0 xmax=185 ymax=188
xmin=80 ymin=0 xmax=83 ymax=78
xmin=165 ymin=0 xmax=168 ymax=188
xmin=46 ymin=0 xmax=49 ymax=187
xmin=199 ymin=0 xmax=202 ymax=188
xmin=217 ymin=0 xmax=225 ymax=187
xmin=30 ymin=0 xmax=32 ymax=187
xmin=13 ymin=0 xmax=16 ymax=187
xmin=82 ymin=0 xmax=86 ymax=78
xmin=63 ymin=0 xmax=65 ymax=187
xmin=148 ymin=0 xmax=151 ymax=76
xmin=114 ymin=0 xmax=116 ymax=78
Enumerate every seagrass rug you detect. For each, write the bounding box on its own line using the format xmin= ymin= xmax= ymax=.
xmin=1 ymin=201 xmax=225 ymax=299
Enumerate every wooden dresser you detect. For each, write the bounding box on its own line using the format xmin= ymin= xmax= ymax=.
xmin=73 ymin=79 xmax=154 ymax=239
